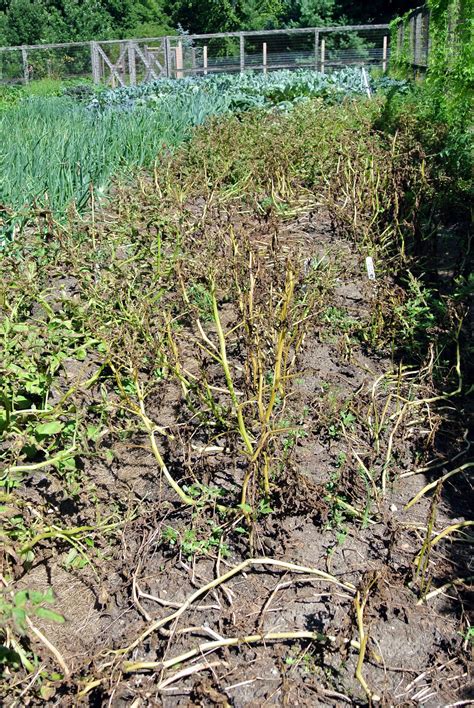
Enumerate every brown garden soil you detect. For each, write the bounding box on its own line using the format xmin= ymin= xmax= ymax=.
xmin=1 ymin=131 xmax=472 ymax=705
xmin=0 ymin=94 xmax=474 ymax=708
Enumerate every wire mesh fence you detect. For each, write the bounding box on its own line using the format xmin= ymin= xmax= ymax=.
xmin=0 ymin=25 xmax=390 ymax=86
xmin=0 ymin=43 xmax=93 ymax=83
xmin=168 ymin=27 xmax=390 ymax=78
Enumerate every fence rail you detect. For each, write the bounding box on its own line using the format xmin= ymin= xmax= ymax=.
xmin=0 ymin=24 xmax=390 ymax=87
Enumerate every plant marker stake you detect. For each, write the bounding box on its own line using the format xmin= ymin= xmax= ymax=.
xmin=366 ymin=256 xmax=376 ymax=280
xmin=361 ymin=68 xmax=371 ymax=98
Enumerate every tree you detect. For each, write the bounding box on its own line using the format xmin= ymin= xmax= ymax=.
xmin=282 ymin=0 xmax=336 ymax=27
xmin=165 ymin=0 xmax=240 ymax=34
xmin=104 ymin=0 xmax=171 ymax=36
xmin=337 ymin=1 xmax=421 ymax=23
xmin=43 ymin=0 xmax=114 ymax=42
xmin=240 ymin=1 xmax=284 ymax=30
xmin=0 ymin=0 xmax=425 ymax=47
xmin=0 ymin=0 xmax=171 ymax=46
xmin=0 ymin=0 xmax=48 ymax=45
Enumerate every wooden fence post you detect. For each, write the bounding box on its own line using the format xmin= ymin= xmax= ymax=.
xmin=314 ymin=30 xmax=319 ymax=71
xmin=21 ymin=47 xmax=29 ymax=83
xmin=321 ymin=38 xmax=325 ymax=74
xmin=203 ymin=45 xmax=208 ymax=75
xmin=240 ymin=33 xmax=245 ymax=74
xmin=382 ymin=35 xmax=388 ymax=72
xmin=425 ymin=11 xmax=431 ymax=67
xmin=119 ymin=41 xmax=126 ymax=83
xmin=91 ymin=42 xmax=100 ymax=83
xmin=409 ymin=15 xmax=415 ymax=65
xmin=128 ymin=42 xmax=136 ymax=85
xmin=414 ymin=11 xmax=422 ymax=66
xmin=176 ymin=40 xmax=184 ymax=78
xmin=262 ymin=42 xmax=267 ymax=75
xmin=397 ymin=23 xmax=404 ymax=64
xmin=164 ymin=36 xmax=172 ymax=78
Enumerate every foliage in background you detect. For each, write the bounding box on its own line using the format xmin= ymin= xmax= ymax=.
xmin=0 ymin=0 xmax=422 ymax=46
xmin=425 ymin=0 xmax=473 ymax=127
xmin=390 ymin=0 xmax=473 ymax=127
xmin=0 ymin=0 xmax=172 ymax=45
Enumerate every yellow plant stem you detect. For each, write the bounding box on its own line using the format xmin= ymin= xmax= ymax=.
xmin=417 ymin=575 xmax=474 ymax=605
xmin=210 ymin=284 xmax=254 ymax=458
xmin=112 ymin=363 xmax=197 ymax=508
xmin=265 ymin=267 xmax=295 ymax=425
xmin=354 ymin=576 xmax=380 ymax=703
xmin=4 ymin=447 xmax=76 ymax=477
xmin=415 ymin=520 xmax=474 ymax=564
xmin=21 ymin=518 xmax=121 ymax=555
xmin=144 ymin=413 xmax=197 ymax=508
xmin=26 ymin=616 xmax=70 ymax=678
xmin=405 ymin=463 xmax=473 ymax=510
xmin=124 ymin=630 xmax=329 ymax=672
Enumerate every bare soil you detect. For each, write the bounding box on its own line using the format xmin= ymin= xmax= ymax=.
xmin=2 ymin=199 xmax=472 ymax=707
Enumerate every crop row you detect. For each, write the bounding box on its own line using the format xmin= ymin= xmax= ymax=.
xmin=87 ymin=67 xmax=406 ymax=111
xmin=0 ymin=69 xmax=406 ymax=234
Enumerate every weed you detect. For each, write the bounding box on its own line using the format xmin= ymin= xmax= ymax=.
xmin=188 ymin=283 xmax=214 ymax=321
xmin=328 ymin=409 xmax=356 ymax=440
xmin=323 ymin=306 xmax=358 ymax=336
xmin=0 ymin=586 xmax=64 ymax=675
xmin=161 ymin=522 xmax=229 ymax=560
xmin=0 ymin=588 xmax=64 ymax=635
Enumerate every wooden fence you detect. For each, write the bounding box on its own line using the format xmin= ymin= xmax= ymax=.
xmin=391 ymin=7 xmax=431 ymax=72
xmin=0 ymin=25 xmax=390 ymax=87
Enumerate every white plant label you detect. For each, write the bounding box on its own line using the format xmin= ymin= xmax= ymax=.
xmin=366 ymin=256 xmax=376 ymax=280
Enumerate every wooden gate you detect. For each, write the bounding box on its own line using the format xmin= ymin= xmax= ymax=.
xmin=90 ymin=39 xmax=168 ymax=86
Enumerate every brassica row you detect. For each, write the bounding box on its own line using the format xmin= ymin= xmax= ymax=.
xmin=87 ymin=68 xmax=406 ymax=112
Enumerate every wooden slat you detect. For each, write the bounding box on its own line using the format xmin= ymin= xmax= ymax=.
xmin=96 ymin=43 xmax=128 ymax=87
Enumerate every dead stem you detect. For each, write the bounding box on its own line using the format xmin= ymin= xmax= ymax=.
xmin=354 ymin=575 xmax=380 ymax=703
xmin=405 ymin=462 xmax=474 ymax=510
xmin=106 ymin=557 xmax=355 ymax=660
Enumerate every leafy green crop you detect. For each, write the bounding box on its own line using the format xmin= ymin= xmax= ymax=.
xmin=87 ymin=67 xmax=405 ymax=112
xmin=0 ymin=69 xmax=406 ymax=225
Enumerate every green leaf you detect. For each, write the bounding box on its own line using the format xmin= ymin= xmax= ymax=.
xmin=42 ymin=588 xmax=55 ymax=604
xmin=35 ymin=607 xmax=65 ymax=624
xmin=64 ymin=548 xmax=78 ymax=567
xmin=104 ymin=450 xmax=114 ymax=463
xmin=49 ymin=672 xmax=62 ymax=681
xmin=86 ymin=424 xmax=101 ymax=442
xmin=238 ymin=503 xmax=252 ymax=515
xmin=12 ymin=607 xmax=27 ymax=630
xmin=40 ymin=685 xmax=56 ymax=701
xmin=14 ymin=590 xmax=28 ymax=608
xmin=30 ymin=590 xmax=46 ymax=605
xmin=13 ymin=395 xmax=31 ymax=409
xmin=59 ymin=456 xmax=76 ymax=471
xmin=35 ymin=421 xmax=64 ymax=437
